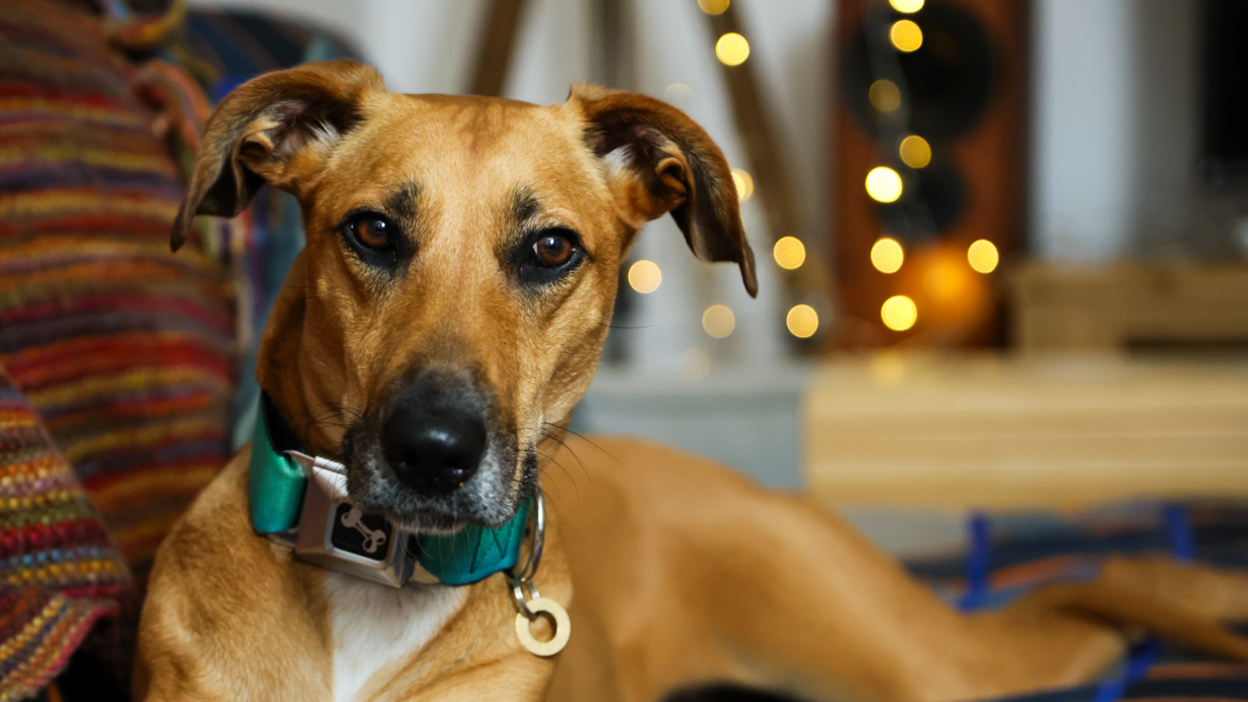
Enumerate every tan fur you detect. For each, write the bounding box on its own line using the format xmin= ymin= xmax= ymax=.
xmin=138 ymin=60 xmax=1248 ymax=702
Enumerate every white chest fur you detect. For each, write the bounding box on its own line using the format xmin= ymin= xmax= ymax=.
xmin=325 ymin=571 xmax=467 ymax=702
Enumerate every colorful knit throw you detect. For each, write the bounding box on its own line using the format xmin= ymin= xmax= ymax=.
xmin=0 ymin=367 xmax=132 ymax=702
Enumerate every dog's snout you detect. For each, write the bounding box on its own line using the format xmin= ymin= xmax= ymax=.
xmin=381 ymin=383 xmax=487 ymax=495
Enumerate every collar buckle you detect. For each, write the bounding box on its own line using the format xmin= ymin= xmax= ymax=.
xmin=272 ymin=451 xmax=440 ymax=588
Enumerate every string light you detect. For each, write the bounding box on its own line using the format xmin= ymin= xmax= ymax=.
xmin=890 ymin=20 xmax=923 ymax=52
xmin=865 ymin=166 xmax=903 ymax=203
xmin=716 ymin=33 xmax=750 ymax=66
xmin=698 ymin=0 xmax=729 ymax=15
xmin=899 ymin=135 xmax=931 ymax=168
xmin=881 ymin=295 xmax=917 ymax=331
xmin=731 ymin=168 xmax=754 ymax=200
xmin=868 ymin=80 xmax=901 ymax=113
xmin=702 ymin=304 xmax=736 ymax=338
xmin=627 ymin=260 xmax=662 ymax=293
xmin=870 ymin=237 xmax=904 ymax=273
xmin=664 ymin=83 xmax=692 ymax=98
xmin=889 ymin=0 xmax=924 ymax=13
xmin=786 ymin=304 xmax=819 ymax=338
xmin=967 ymin=239 xmax=999 ymax=273
xmin=679 ymin=348 xmax=711 ymax=382
xmin=773 ymin=236 xmax=806 ymax=270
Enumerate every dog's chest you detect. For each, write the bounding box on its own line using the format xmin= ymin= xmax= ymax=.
xmin=325 ymin=571 xmax=467 ymax=702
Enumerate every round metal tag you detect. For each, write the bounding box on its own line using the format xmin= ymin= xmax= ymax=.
xmin=514 ymin=597 xmax=570 ymax=657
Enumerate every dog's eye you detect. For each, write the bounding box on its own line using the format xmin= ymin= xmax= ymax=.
xmin=514 ymin=228 xmax=585 ymax=287
xmin=533 ymin=233 xmax=574 ymax=268
xmin=347 ymin=215 xmax=391 ymax=250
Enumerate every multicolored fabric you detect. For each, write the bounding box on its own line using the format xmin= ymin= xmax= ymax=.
xmin=0 ymin=0 xmax=237 ymax=589
xmin=0 ymin=366 xmax=132 ymax=702
xmin=1 ymin=2 xmax=360 ymax=697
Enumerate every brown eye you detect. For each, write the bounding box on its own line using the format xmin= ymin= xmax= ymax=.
xmin=533 ymin=233 xmax=573 ymax=268
xmin=351 ymin=216 xmax=389 ymax=249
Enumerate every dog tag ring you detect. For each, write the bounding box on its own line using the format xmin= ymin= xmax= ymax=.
xmin=514 ymin=597 xmax=570 ymax=657
xmin=505 ymin=482 xmax=570 ymax=656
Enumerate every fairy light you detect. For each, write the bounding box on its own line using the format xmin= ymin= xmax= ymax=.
xmin=967 ymin=239 xmax=999 ymax=274
xmin=731 ymin=168 xmax=754 ymax=200
xmin=702 ymin=304 xmax=736 ymax=338
xmin=890 ymin=20 xmax=923 ymax=52
xmin=664 ymin=83 xmax=693 ymax=98
xmin=899 ymin=135 xmax=931 ymax=168
xmin=716 ymin=33 xmax=750 ymax=66
xmin=889 ymin=0 xmax=924 ymax=13
xmin=627 ymin=260 xmax=662 ymax=293
xmin=679 ymin=348 xmax=711 ymax=381
xmin=698 ymin=0 xmax=729 ymax=15
xmin=881 ymin=295 xmax=918 ymax=331
xmin=865 ymin=167 xmax=903 ymax=203
xmin=870 ymin=237 xmax=904 ymax=273
xmin=773 ymin=236 xmax=806 ymax=270
xmin=786 ymin=305 xmax=819 ymax=338
xmin=868 ymin=79 xmax=901 ymax=113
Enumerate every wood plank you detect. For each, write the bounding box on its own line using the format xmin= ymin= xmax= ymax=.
xmin=804 ymin=353 xmax=1248 ymax=507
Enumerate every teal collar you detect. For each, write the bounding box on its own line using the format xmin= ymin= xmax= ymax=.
xmin=248 ymin=397 xmax=529 ymax=586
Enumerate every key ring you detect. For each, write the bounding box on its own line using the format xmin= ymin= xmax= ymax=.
xmin=504 ymin=481 xmax=570 ymax=656
xmin=506 ymin=483 xmax=546 ymax=618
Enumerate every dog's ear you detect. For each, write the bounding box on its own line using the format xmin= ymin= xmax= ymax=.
xmin=171 ymin=59 xmax=384 ymax=251
xmin=571 ymin=85 xmax=758 ymax=297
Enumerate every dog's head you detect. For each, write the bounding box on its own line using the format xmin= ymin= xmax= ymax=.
xmin=175 ymin=60 xmax=756 ymax=531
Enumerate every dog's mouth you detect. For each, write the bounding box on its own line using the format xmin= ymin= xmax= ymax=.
xmin=338 ymin=371 xmax=537 ymax=532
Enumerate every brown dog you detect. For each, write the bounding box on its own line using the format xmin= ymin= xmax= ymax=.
xmin=136 ymin=59 xmax=1248 ymax=702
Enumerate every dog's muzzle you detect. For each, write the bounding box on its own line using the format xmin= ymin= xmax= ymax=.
xmin=249 ymin=398 xmax=532 ymax=587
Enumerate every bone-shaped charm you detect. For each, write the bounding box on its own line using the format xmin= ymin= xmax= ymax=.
xmin=341 ymin=506 xmax=387 ymax=553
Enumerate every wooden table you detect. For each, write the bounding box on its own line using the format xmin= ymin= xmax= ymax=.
xmin=804 ymin=353 xmax=1248 ymax=508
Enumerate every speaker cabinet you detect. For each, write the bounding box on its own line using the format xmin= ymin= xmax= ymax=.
xmin=832 ymin=0 xmax=1029 ymax=347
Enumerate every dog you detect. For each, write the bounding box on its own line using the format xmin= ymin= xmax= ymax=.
xmin=135 ymin=59 xmax=1248 ymax=702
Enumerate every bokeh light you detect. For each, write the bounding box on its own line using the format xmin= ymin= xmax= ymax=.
xmin=731 ymin=168 xmax=754 ymax=200
xmin=967 ymin=239 xmax=999 ymax=273
xmin=664 ymin=83 xmax=693 ymax=98
xmin=716 ymin=33 xmax=750 ymax=66
xmin=627 ymin=260 xmax=662 ymax=294
xmin=870 ymin=351 xmax=907 ymax=387
xmin=865 ymin=167 xmax=903 ymax=203
xmin=899 ymin=135 xmax=931 ymax=168
xmin=698 ymin=0 xmax=729 ymax=15
xmin=868 ymin=79 xmax=901 ymax=113
xmin=773 ymin=236 xmax=806 ymax=270
xmin=889 ymin=0 xmax=925 ymax=13
xmin=870 ymin=237 xmax=904 ymax=273
xmin=678 ymin=348 xmax=711 ymax=382
xmin=881 ymin=295 xmax=918 ymax=331
xmin=786 ymin=304 xmax=819 ymax=338
xmin=890 ymin=20 xmax=923 ymax=52
xmin=702 ymin=304 xmax=736 ymax=338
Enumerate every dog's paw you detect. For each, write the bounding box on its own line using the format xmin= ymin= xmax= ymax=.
xmin=1101 ymin=555 xmax=1248 ymax=622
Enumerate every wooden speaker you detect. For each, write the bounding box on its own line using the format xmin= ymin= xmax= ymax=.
xmin=832 ymin=0 xmax=1030 ymax=347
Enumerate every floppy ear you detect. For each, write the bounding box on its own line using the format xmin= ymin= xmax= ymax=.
xmin=170 ymin=59 xmax=384 ymax=251
xmin=571 ymin=84 xmax=758 ymax=297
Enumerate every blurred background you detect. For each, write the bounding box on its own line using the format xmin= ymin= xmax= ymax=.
xmin=3 ymin=3 xmax=1247 ymax=696
xmin=174 ymin=0 xmax=1248 ymax=552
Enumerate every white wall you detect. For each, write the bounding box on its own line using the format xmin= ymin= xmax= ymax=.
xmin=1031 ymin=0 xmax=1232 ymax=261
xmin=1031 ymin=0 xmax=1138 ymax=260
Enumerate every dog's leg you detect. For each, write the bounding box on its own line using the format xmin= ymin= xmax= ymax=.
xmin=682 ymin=495 xmax=1248 ymax=702
xmin=546 ymin=437 xmax=1248 ymax=702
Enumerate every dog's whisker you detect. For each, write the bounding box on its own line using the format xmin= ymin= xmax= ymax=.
xmin=538 ymin=429 xmax=593 ymax=488
xmin=544 ymin=421 xmax=621 ymax=468
xmin=534 ymin=451 xmax=579 ymax=506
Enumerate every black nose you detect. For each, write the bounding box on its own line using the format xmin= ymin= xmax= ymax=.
xmin=381 ymin=389 xmax=486 ymax=495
